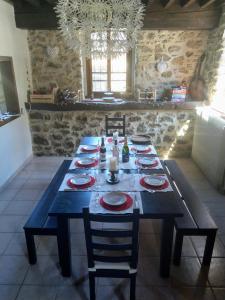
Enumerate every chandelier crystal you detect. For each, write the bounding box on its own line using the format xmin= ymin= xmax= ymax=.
xmin=55 ymin=0 xmax=145 ymax=58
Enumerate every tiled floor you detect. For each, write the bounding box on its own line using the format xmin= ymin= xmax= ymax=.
xmin=0 ymin=157 xmax=225 ymax=299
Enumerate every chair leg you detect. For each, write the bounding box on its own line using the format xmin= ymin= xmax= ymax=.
xmin=173 ymin=232 xmax=183 ymax=266
xmin=25 ymin=231 xmax=37 ymax=264
xmin=89 ymin=272 xmax=96 ymax=300
xmin=130 ymin=274 xmax=136 ymax=300
xmin=202 ymin=231 xmax=216 ymax=266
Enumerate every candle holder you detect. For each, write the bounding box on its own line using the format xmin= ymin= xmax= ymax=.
xmin=106 ymin=170 xmax=120 ymax=184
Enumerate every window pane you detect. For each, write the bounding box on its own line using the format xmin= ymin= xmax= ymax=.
xmin=111 ymin=81 xmax=126 ymax=92
xmin=111 ymin=73 xmax=126 ymax=81
xmin=93 ymin=81 xmax=107 ymax=92
xmin=92 ymin=57 xmax=107 ymax=72
xmin=92 ymin=73 xmax=107 ymax=81
xmin=111 ymin=54 xmax=126 ymax=73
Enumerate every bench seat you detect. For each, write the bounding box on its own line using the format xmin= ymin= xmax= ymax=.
xmin=24 ymin=160 xmax=70 ymax=264
xmin=164 ymin=160 xmax=217 ymax=266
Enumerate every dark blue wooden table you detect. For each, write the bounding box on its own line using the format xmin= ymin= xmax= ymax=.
xmin=48 ymin=137 xmax=184 ymax=278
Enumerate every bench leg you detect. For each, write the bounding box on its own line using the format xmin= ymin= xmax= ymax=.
xmin=130 ymin=274 xmax=136 ymax=300
xmin=89 ymin=272 xmax=96 ymax=300
xmin=202 ymin=231 xmax=216 ymax=266
xmin=173 ymin=231 xmax=183 ymax=266
xmin=25 ymin=231 xmax=37 ymax=264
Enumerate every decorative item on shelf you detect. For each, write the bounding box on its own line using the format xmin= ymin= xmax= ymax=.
xmin=57 ymin=89 xmax=78 ymax=104
xmin=171 ymin=81 xmax=187 ymax=103
xmin=46 ymin=46 xmax=59 ymax=61
xmin=156 ymin=57 xmax=168 ymax=74
xmin=55 ymin=0 xmax=146 ymax=58
xmin=29 ymin=86 xmax=59 ymax=104
xmin=137 ymin=88 xmax=156 ymax=102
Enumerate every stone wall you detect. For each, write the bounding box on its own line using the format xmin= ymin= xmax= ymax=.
xmin=28 ymin=110 xmax=196 ymax=158
xmin=202 ymin=5 xmax=225 ymax=104
xmin=28 ymin=30 xmax=82 ymax=91
xmin=135 ymin=30 xmax=209 ymax=97
xmin=28 ymin=30 xmax=209 ymax=97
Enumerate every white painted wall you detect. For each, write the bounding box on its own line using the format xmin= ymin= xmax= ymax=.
xmin=0 ymin=0 xmax=32 ymax=188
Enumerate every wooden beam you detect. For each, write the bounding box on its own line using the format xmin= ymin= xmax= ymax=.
xmin=198 ymin=0 xmax=216 ymax=8
xmin=24 ymin=0 xmax=40 ymax=7
xmin=180 ymin=0 xmax=196 ymax=8
xmin=160 ymin=0 xmax=176 ymax=8
xmin=143 ymin=9 xmax=220 ymax=29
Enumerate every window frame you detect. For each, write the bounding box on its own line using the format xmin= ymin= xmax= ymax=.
xmin=86 ymin=50 xmax=133 ymax=98
xmin=0 ymin=56 xmax=20 ymax=127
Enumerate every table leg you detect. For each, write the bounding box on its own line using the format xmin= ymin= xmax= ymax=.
xmin=160 ymin=218 xmax=174 ymax=278
xmin=57 ymin=216 xmax=71 ymax=277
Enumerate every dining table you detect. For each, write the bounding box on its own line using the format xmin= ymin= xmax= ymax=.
xmin=48 ymin=136 xmax=184 ymax=278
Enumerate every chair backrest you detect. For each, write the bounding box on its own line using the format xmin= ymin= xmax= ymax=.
xmin=83 ymin=208 xmax=140 ymax=269
xmin=105 ymin=115 xmax=126 ymax=136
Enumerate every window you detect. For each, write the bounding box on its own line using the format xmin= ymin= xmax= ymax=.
xmin=86 ymin=33 xmax=132 ymax=97
xmin=0 ymin=57 xmax=20 ymax=126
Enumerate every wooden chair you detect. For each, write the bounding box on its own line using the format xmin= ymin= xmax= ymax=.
xmin=83 ymin=208 xmax=140 ymax=300
xmin=105 ymin=115 xmax=126 ymax=136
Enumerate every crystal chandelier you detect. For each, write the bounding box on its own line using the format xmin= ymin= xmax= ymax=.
xmin=55 ymin=0 xmax=145 ymax=58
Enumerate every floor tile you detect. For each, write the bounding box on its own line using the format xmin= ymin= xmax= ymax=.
xmin=0 ymin=216 xmax=26 ymax=233
xmin=137 ymin=257 xmax=171 ymax=287
xmin=24 ymin=178 xmax=49 ymax=191
xmin=13 ymin=189 xmax=42 ymax=202
xmin=170 ymin=258 xmax=209 ymax=287
xmin=0 ymin=256 xmax=29 ymax=284
xmin=0 ymin=233 xmax=14 ymax=255
xmin=96 ymin=285 xmax=176 ymax=300
xmin=56 ymin=285 xmax=89 ymax=300
xmin=7 ymin=177 xmax=27 ymax=190
xmin=16 ymin=285 xmax=57 ymax=300
xmin=37 ymin=236 xmax=58 ymax=256
xmin=172 ymin=287 xmax=215 ymax=300
xmin=0 ymin=285 xmax=20 ymax=300
xmin=4 ymin=233 xmax=30 ymax=256
xmin=213 ymin=288 xmax=225 ymax=300
xmin=24 ymin=256 xmax=64 ymax=286
xmin=0 ymin=189 xmax=18 ymax=202
xmin=0 ymin=201 xmax=10 ymax=213
xmin=139 ymin=220 xmax=162 ymax=234
xmin=208 ymin=258 xmax=225 ymax=287
xmin=3 ymin=201 xmax=37 ymax=216
xmin=191 ymin=236 xmax=225 ymax=258
xmin=70 ymin=219 xmax=85 ymax=233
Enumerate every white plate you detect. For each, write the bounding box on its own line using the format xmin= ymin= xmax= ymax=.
xmin=70 ymin=175 xmax=92 ymax=186
xmin=82 ymin=145 xmax=98 ymax=151
xmin=135 ymin=145 xmax=150 ymax=152
xmin=103 ymin=192 xmax=127 ymax=206
xmin=138 ymin=157 xmax=156 ymax=166
xmin=77 ymin=158 xmax=96 ymax=166
xmin=143 ymin=175 xmax=165 ymax=187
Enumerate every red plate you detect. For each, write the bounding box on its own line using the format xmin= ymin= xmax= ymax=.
xmin=136 ymin=158 xmax=158 ymax=168
xmin=81 ymin=146 xmax=99 ymax=153
xmin=107 ymin=137 xmax=124 ymax=143
xmin=140 ymin=177 xmax=169 ymax=190
xmin=67 ymin=176 xmax=96 ymax=189
xmin=131 ymin=146 xmax=151 ymax=154
xmin=75 ymin=159 xmax=98 ymax=168
xmin=100 ymin=193 xmax=133 ymax=211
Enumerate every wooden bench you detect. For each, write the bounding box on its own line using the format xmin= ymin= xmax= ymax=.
xmin=164 ymin=160 xmax=218 ymax=266
xmin=23 ymin=160 xmax=70 ymax=264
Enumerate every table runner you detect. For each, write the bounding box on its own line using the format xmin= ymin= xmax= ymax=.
xmin=59 ymin=173 xmax=173 ymax=193
xmin=89 ymin=192 xmax=143 ymax=214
